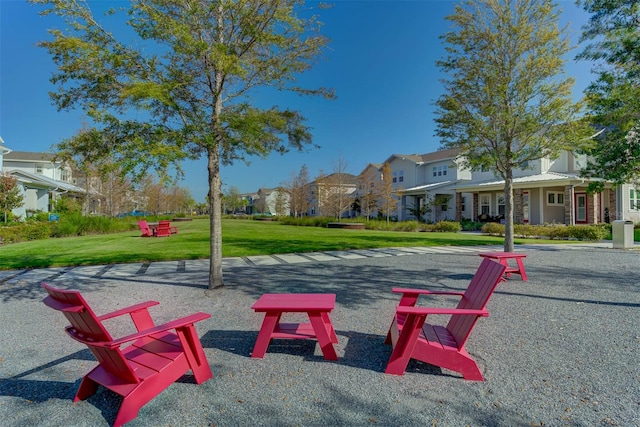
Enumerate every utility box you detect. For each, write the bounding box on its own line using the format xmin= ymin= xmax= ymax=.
xmin=612 ymin=220 xmax=634 ymax=249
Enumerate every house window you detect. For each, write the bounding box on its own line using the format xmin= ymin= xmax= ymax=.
xmin=480 ymin=194 xmax=491 ymax=214
xmin=497 ymin=194 xmax=505 ymax=216
xmin=438 ymin=165 xmax=447 ymax=176
xmin=60 ymin=168 xmax=68 ymax=182
xmin=460 ymin=195 xmax=466 ymax=212
xmin=547 ymin=191 xmax=564 ymax=206
xmin=36 ymin=165 xmax=43 ymax=174
xmin=432 ymin=167 xmax=437 ymax=177
xmin=630 ymin=188 xmax=640 ymax=210
xmin=393 ymin=170 xmax=404 ymax=183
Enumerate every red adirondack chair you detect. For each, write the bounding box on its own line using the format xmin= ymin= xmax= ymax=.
xmin=154 ymin=220 xmax=172 ymax=237
xmin=137 ymin=220 xmax=153 ymax=237
xmin=158 ymin=219 xmax=178 ymax=235
xmin=384 ymin=258 xmax=507 ymax=381
xmin=41 ymin=283 xmax=213 ymax=427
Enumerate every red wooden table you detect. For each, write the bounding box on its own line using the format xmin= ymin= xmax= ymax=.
xmin=478 ymin=252 xmax=528 ymax=281
xmin=251 ymin=293 xmax=339 ymax=360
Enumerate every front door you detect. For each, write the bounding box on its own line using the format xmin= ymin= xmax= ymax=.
xmin=576 ymin=193 xmax=587 ymax=223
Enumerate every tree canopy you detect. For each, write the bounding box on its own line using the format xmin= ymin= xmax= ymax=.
xmin=577 ymin=0 xmax=640 ymax=190
xmin=32 ymin=0 xmax=333 ymax=289
xmin=435 ymin=0 xmax=590 ymax=251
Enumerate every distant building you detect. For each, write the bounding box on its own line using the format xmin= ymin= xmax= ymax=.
xmin=0 ymin=142 xmax=86 ymax=218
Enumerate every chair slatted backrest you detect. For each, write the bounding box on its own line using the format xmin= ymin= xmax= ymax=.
xmin=156 ymin=220 xmax=171 ymax=237
xmin=42 ymin=283 xmax=140 ymax=384
xmin=138 ymin=220 xmax=152 ymax=236
xmin=446 ymin=259 xmax=506 ymax=348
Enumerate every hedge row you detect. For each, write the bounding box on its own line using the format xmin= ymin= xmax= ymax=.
xmin=481 ymin=223 xmax=609 ymax=241
xmin=0 ymin=214 xmax=137 ymax=245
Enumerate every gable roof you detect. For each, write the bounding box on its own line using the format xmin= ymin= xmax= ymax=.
xmin=454 ymin=172 xmax=597 ymax=192
xmin=382 ymin=148 xmax=462 ymax=166
xmin=4 ymin=151 xmax=58 ymax=163
xmin=10 ymin=169 xmax=86 ymax=193
xmin=419 ymin=148 xmax=461 ymax=163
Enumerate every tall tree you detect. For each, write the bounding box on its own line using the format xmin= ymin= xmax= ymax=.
xmin=274 ymin=186 xmax=289 ymax=216
xmin=317 ymin=156 xmax=355 ymax=220
xmin=0 ymin=174 xmax=24 ymax=223
xmin=356 ymin=165 xmax=382 ymax=220
xmin=577 ymin=0 xmax=640 ymax=191
xmin=32 ymin=0 xmax=332 ymax=289
xmin=286 ymin=164 xmax=311 ymax=217
xmin=435 ymin=0 xmax=590 ymax=252
xmin=379 ymin=162 xmax=399 ymax=224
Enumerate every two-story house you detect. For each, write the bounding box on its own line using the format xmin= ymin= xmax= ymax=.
xmin=1 ymin=145 xmax=86 ymax=218
xmin=359 ymin=146 xmax=635 ymax=226
xmin=453 ymin=150 xmax=626 ymax=225
xmin=308 ymin=173 xmax=357 ymax=218
xmin=384 ymin=148 xmax=469 ymax=222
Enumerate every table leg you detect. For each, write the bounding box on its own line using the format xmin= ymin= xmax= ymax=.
xmin=516 ymin=258 xmax=528 ymax=281
xmin=251 ymin=311 xmax=281 ymax=358
xmin=499 ymin=259 xmax=512 ymax=278
xmin=321 ymin=312 xmax=339 ymax=343
xmin=308 ymin=311 xmax=338 ymax=361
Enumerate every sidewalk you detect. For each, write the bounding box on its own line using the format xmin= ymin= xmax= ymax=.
xmin=1 ymin=242 xmax=638 ymax=426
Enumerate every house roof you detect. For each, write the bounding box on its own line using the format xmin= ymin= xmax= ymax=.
xmin=4 ymin=151 xmax=58 ymax=163
xmin=382 ymin=148 xmax=461 ymax=166
xmin=10 ymin=169 xmax=86 ymax=193
xmin=314 ymin=173 xmax=357 ymax=185
xmin=419 ymin=148 xmax=461 ymax=163
xmin=454 ymin=172 xmax=596 ymax=192
xmin=402 ymin=181 xmax=455 ymax=194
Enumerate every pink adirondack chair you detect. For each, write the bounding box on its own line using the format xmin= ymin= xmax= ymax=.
xmin=158 ymin=219 xmax=178 ymax=235
xmin=384 ymin=258 xmax=507 ymax=381
xmin=154 ymin=220 xmax=172 ymax=237
xmin=42 ymin=283 xmax=213 ymax=427
xmin=137 ymin=220 xmax=153 ymax=237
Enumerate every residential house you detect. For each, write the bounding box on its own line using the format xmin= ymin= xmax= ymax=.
xmin=1 ymin=145 xmax=86 ymax=218
xmin=251 ymin=188 xmax=290 ymax=216
xmin=381 ymin=148 xmax=469 ymax=222
xmin=453 ymin=150 xmax=626 ymax=225
xmin=377 ymin=146 xmax=633 ymax=226
xmin=308 ymin=173 xmax=357 ymax=218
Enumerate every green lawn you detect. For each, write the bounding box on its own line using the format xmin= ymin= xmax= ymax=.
xmin=0 ymin=218 xmax=575 ymax=270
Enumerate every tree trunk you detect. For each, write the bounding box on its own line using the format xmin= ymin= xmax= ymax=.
xmin=504 ymin=172 xmax=515 ymax=252
xmin=207 ymin=147 xmax=224 ymax=289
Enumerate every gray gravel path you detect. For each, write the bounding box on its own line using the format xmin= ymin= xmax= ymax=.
xmin=1 ymin=243 xmax=638 ymax=426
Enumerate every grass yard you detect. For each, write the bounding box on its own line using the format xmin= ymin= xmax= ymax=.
xmin=0 ymin=218 xmax=579 ymax=270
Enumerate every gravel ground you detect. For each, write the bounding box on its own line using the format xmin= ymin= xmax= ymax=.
xmin=0 ymin=244 xmax=639 ymax=426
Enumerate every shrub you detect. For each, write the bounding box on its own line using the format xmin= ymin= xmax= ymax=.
xmin=0 ymin=223 xmax=51 ymax=244
xmin=567 ymin=225 xmax=608 ymax=241
xmin=432 ymin=221 xmax=462 ymax=232
xmin=481 ymin=223 xmax=504 ymax=235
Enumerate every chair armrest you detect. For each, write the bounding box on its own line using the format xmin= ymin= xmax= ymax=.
xmin=392 ymin=287 xmax=465 ymax=297
xmin=105 ymin=312 xmax=211 ymax=349
xmin=98 ymin=301 xmax=160 ymax=321
xmin=396 ymin=306 xmax=489 ymax=317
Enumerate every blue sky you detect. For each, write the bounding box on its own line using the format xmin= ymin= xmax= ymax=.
xmin=1 ymin=1 xmax=592 ymax=202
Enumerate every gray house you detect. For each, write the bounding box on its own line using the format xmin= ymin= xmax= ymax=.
xmin=0 ymin=141 xmax=85 ymax=218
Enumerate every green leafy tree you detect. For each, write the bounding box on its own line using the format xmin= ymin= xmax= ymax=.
xmin=222 ymin=186 xmax=244 ymax=214
xmin=435 ymin=0 xmax=591 ymax=252
xmin=577 ymin=0 xmax=640 ymax=191
xmin=0 ymin=174 xmax=25 ymax=223
xmin=33 ymin=0 xmax=333 ymax=289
